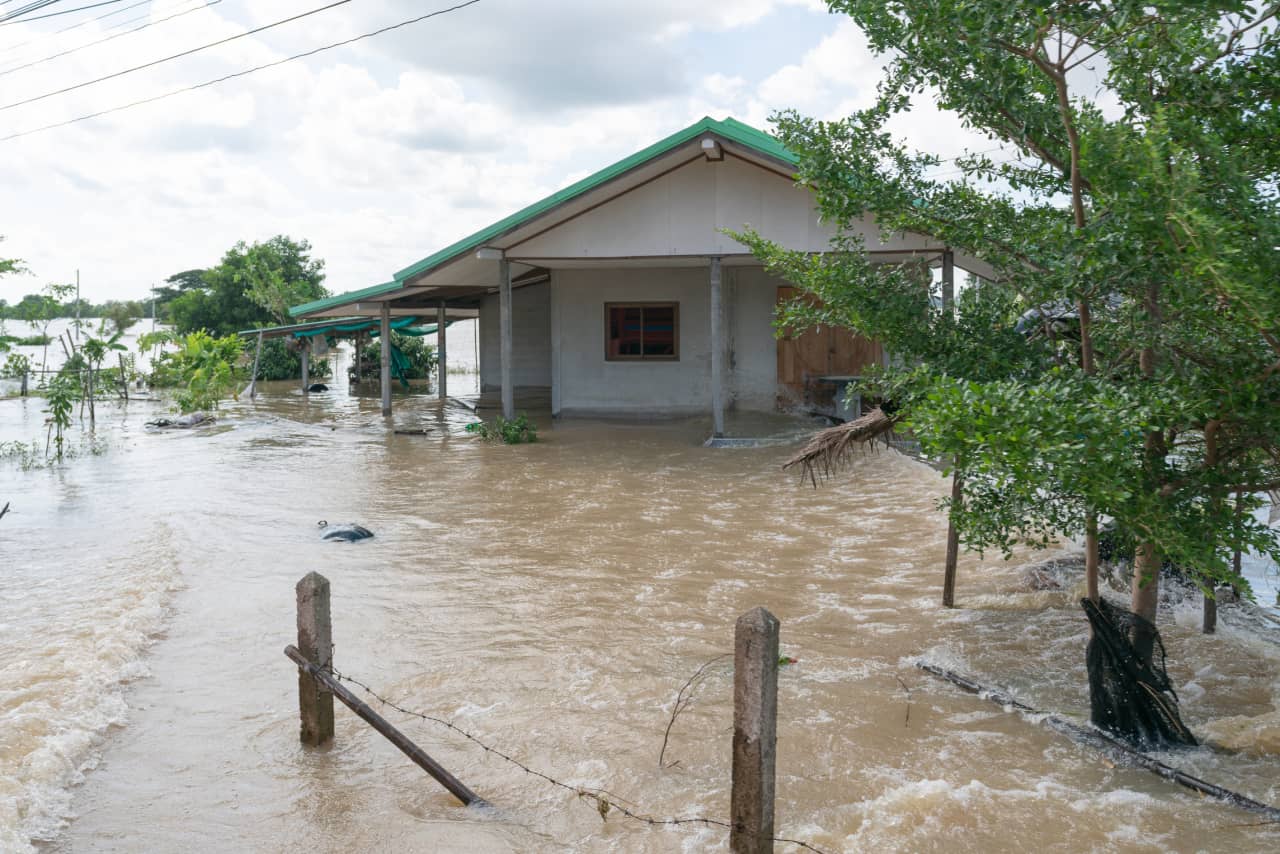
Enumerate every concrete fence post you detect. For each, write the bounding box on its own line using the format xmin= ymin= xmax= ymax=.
xmin=20 ymin=370 xmax=28 ymax=396
xmin=731 ymin=606 xmax=779 ymax=853
xmin=296 ymin=571 xmax=334 ymax=746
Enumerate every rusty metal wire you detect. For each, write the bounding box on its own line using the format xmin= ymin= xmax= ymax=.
xmin=329 ymin=666 xmax=833 ymax=854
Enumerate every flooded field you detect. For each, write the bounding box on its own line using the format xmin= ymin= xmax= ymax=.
xmin=2 ymin=368 xmax=1279 ymax=852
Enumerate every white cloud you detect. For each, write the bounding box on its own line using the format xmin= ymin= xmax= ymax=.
xmin=0 ymin=0 xmax=1001 ymax=301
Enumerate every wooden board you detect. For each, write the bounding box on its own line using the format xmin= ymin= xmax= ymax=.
xmin=775 ymin=286 xmax=882 ymax=397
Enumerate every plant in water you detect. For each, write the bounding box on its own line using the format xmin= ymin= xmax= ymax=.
xmin=465 ymin=413 xmax=538 ymax=444
xmin=44 ymin=372 xmax=76 ymax=460
xmin=150 ymin=331 xmax=243 ymax=412
xmin=81 ymin=330 xmax=126 ymax=424
xmin=1 ymin=352 xmax=29 ymax=378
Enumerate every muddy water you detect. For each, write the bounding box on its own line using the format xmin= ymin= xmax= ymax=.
xmin=1 ymin=378 xmax=1279 ymax=852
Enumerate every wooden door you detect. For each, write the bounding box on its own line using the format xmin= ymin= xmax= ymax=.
xmin=775 ymin=286 xmax=882 ymax=396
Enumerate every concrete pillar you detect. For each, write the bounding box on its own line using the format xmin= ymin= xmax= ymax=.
xmin=300 ymin=337 xmax=310 ymax=393
xmin=499 ymin=258 xmax=513 ymax=419
xmin=731 ymin=606 xmax=779 ymax=853
xmin=296 ymin=571 xmax=334 ymax=746
xmin=710 ymin=256 xmax=725 ymax=437
xmin=941 ymin=248 xmax=955 ymax=313
xmin=436 ymin=302 xmax=447 ymax=401
xmin=380 ymin=303 xmax=391 ymax=417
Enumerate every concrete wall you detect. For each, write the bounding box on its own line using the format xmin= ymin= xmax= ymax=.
xmin=478 ymin=281 xmax=551 ymax=390
xmin=547 ymin=265 xmax=781 ymax=415
xmin=509 ymin=154 xmax=944 ymax=260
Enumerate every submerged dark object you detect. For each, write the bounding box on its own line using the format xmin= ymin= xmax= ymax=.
xmin=1083 ymin=597 xmax=1197 ymax=749
xmin=318 ymin=521 xmax=373 ymax=542
xmin=146 ymin=412 xmax=214 ymax=429
xmin=307 ymin=383 xmax=329 ymax=392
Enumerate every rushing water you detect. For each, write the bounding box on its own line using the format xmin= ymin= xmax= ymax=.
xmin=1 ymin=359 xmax=1279 ymax=852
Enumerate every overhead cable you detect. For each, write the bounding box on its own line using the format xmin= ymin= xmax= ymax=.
xmin=1 ymin=0 xmax=482 ymax=141
xmin=2 ymin=1 xmax=138 ymax=27
xmin=0 ymin=0 xmax=221 ymax=78
xmin=1 ymin=0 xmax=357 ymax=112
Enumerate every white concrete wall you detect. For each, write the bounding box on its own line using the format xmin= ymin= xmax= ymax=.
xmin=549 ymin=265 xmax=781 ymax=415
xmin=509 ymin=155 xmax=943 ymax=260
xmin=478 ymin=281 xmax=552 ymax=390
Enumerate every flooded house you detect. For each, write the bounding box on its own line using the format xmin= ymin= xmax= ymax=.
xmin=289 ymin=117 xmax=992 ymax=431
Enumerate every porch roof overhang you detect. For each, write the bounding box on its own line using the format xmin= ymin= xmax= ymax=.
xmin=289 ymin=115 xmax=999 ymax=321
xmin=237 ymin=309 xmax=477 ymax=339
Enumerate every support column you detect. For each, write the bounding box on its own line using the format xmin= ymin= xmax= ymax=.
xmin=710 ymin=256 xmax=725 ymax=437
xmin=380 ymin=303 xmax=391 ymax=417
xmin=941 ymin=248 xmax=955 ymax=313
xmin=249 ymin=330 xmax=263 ymax=399
xmin=499 ymin=258 xmax=513 ymax=419
xmin=437 ymin=301 xmax=447 ymax=401
xmin=300 ymin=337 xmax=310 ymax=393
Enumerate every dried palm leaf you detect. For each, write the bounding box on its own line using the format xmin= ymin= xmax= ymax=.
xmin=784 ymin=406 xmax=900 ymax=485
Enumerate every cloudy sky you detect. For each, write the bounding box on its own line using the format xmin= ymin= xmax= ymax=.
xmin=0 ymin=0 xmax=994 ymax=302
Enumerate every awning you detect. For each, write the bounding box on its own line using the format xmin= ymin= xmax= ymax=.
xmin=236 ymin=316 xmax=451 ymax=340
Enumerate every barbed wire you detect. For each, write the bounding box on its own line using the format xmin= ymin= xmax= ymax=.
xmin=329 ymin=665 xmax=833 ymax=854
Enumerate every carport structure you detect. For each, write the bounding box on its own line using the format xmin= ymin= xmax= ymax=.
xmin=238 ymin=308 xmax=477 ymax=407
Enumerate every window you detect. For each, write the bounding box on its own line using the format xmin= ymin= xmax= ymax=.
xmin=605 ymin=302 xmax=679 ymax=360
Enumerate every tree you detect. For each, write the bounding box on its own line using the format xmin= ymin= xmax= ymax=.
xmin=100 ymin=300 xmax=143 ymax=335
xmin=235 ymin=235 xmax=327 ymax=325
xmin=166 ymin=237 xmax=327 ymax=337
xmin=743 ymin=1 xmax=1280 ymax=670
xmin=0 ymin=236 xmax=25 ymax=280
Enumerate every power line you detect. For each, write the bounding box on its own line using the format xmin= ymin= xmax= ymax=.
xmin=3 ymin=1 xmax=140 ymax=27
xmin=0 ymin=1 xmax=62 ymax=25
xmin=0 ymin=0 xmax=356 ymax=112
xmin=0 ymin=0 xmax=221 ymax=79
xmin=0 ymin=0 xmax=150 ymax=53
xmin=1 ymin=0 xmax=482 ymax=141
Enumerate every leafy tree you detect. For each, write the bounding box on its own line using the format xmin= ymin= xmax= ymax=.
xmin=0 ymin=236 xmax=25 ymax=280
xmin=235 ymin=236 xmax=327 ymax=324
xmin=100 ymin=300 xmax=143 ymax=334
xmin=742 ymin=0 xmax=1280 ymax=661
xmin=150 ymin=269 xmax=207 ymax=322
xmin=165 ymin=237 xmax=327 ymax=341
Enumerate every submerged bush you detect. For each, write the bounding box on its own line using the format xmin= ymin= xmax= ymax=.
xmin=465 ymin=413 xmax=537 ymax=444
xmin=252 ymin=338 xmax=331 ymax=381
xmin=149 ymin=331 xmax=243 ymax=412
xmin=360 ymin=332 xmax=436 ymax=380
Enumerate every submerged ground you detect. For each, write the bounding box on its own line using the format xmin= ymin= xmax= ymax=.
xmin=1 ymin=371 xmax=1279 ymax=852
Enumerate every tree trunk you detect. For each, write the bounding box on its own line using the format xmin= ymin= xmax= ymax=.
xmin=1131 ymin=541 xmax=1161 ymax=663
xmin=1085 ymin=512 xmax=1100 ymax=603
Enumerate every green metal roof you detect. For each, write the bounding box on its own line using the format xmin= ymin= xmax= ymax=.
xmin=289 ymin=280 xmax=400 ymax=318
xmin=392 ymin=116 xmax=797 ymax=283
xmin=289 ymin=116 xmax=796 ymax=319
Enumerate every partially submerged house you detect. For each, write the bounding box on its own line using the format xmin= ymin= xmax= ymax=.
xmin=289 ymin=117 xmax=991 ymax=432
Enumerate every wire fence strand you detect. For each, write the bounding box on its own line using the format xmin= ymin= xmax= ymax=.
xmin=328 ymin=666 xmax=833 ymax=854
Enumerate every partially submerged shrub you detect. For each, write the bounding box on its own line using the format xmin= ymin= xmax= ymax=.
xmin=149 ymin=330 xmax=243 ymax=412
xmin=465 ymin=413 xmax=537 ymax=444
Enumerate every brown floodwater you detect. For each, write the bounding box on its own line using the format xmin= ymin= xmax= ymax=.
xmin=2 ymin=359 xmax=1279 ymax=853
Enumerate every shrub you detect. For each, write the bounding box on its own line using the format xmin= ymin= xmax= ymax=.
xmin=149 ymin=331 xmax=243 ymax=412
xmin=360 ymin=332 xmax=436 ymax=380
xmin=1 ymin=352 xmax=29 ymax=378
xmin=253 ymin=338 xmax=331 ymax=381
xmin=465 ymin=413 xmax=537 ymax=444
